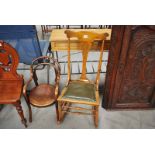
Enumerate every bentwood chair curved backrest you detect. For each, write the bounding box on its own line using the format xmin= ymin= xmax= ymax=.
xmin=0 ymin=41 xmax=27 ymax=127
xmin=57 ymin=30 xmax=109 ymax=127
xmin=23 ymin=56 xmax=61 ymax=123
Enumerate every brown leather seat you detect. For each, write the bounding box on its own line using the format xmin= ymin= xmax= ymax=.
xmin=29 ymin=84 xmax=56 ymax=107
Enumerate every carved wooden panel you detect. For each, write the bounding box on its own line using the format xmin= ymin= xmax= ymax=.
xmin=103 ymin=26 xmax=125 ymax=108
xmin=0 ymin=41 xmax=20 ymax=80
xmin=103 ymin=26 xmax=155 ymax=109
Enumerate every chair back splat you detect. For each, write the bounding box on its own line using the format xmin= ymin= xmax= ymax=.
xmin=65 ymin=30 xmax=109 ymax=90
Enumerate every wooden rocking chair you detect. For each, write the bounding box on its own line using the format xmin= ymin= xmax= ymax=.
xmin=57 ymin=30 xmax=108 ymax=127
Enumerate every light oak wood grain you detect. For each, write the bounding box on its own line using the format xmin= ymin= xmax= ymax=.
xmin=57 ymin=30 xmax=109 ymax=127
xmin=50 ymin=29 xmax=111 ymax=51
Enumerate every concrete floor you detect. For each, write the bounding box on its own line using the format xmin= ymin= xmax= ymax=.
xmin=0 ymin=26 xmax=155 ymax=129
xmin=1 ymin=94 xmax=155 ymax=128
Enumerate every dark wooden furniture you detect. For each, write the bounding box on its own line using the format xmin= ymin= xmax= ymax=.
xmin=103 ymin=26 xmax=155 ymax=109
xmin=0 ymin=41 xmax=27 ymax=127
xmin=57 ymin=30 xmax=108 ymax=127
xmin=23 ymin=56 xmax=61 ymax=122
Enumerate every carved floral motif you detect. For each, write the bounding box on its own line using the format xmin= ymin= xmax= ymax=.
xmin=119 ymin=26 xmax=155 ymax=103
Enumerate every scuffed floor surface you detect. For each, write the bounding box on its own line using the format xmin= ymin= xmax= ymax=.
xmin=1 ymin=96 xmax=155 ymax=128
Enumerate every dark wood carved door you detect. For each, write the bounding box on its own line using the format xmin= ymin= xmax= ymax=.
xmin=103 ymin=26 xmax=155 ymax=109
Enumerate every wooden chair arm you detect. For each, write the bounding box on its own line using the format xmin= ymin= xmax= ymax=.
xmin=23 ymin=77 xmax=33 ymax=94
xmin=23 ymin=69 xmax=33 ymax=101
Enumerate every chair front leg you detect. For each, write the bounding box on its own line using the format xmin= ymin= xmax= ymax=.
xmin=23 ymin=93 xmax=32 ymax=123
xmin=92 ymin=106 xmax=95 ymax=123
xmin=14 ymin=101 xmax=27 ymax=128
xmin=23 ymin=77 xmax=33 ymax=123
xmin=58 ymin=101 xmax=63 ymax=123
xmin=28 ymin=103 xmax=32 ymax=123
xmin=25 ymin=98 xmax=32 ymax=123
xmin=55 ymin=101 xmax=59 ymax=123
xmin=94 ymin=105 xmax=99 ymax=128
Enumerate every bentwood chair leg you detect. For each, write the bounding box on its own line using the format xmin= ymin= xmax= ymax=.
xmin=94 ymin=106 xmax=99 ymax=128
xmin=24 ymin=96 xmax=32 ymax=123
xmin=27 ymin=102 xmax=32 ymax=123
xmin=14 ymin=101 xmax=27 ymax=128
xmin=55 ymin=102 xmax=59 ymax=123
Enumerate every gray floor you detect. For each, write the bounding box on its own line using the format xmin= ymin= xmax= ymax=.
xmin=1 ymin=95 xmax=155 ymax=129
xmin=0 ymin=26 xmax=155 ymax=129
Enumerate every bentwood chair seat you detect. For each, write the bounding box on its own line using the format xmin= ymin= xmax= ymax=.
xmin=0 ymin=41 xmax=27 ymax=127
xmin=29 ymin=83 xmax=56 ymax=107
xmin=57 ymin=30 xmax=108 ymax=127
xmin=23 ymin=56 xmax=61 ymax=123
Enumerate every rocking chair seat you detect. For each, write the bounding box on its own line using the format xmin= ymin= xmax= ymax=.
xmin=61 ymin=81 xmax=96 ymax=102
xmin=29 ymin=84 xmax=56 ymax=107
